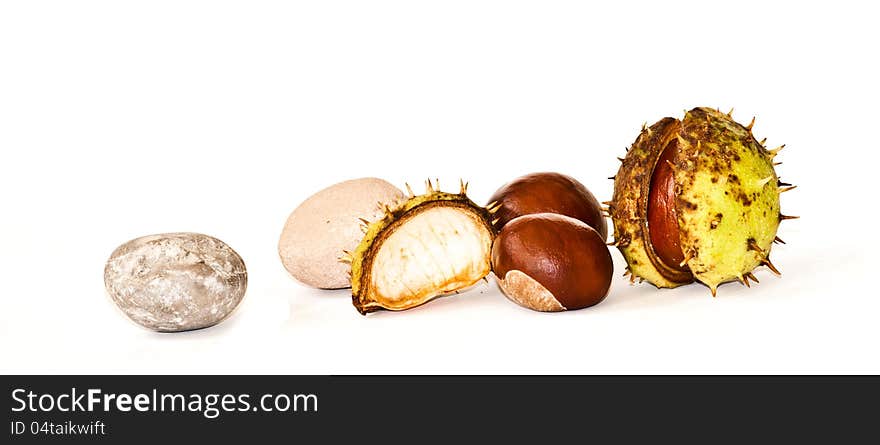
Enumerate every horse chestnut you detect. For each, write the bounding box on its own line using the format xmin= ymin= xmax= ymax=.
xmin=487 ymin=172 xmax=607 ymax=240
xmin=647 ymin=137 xmax=689 ymax=276
xmin=491 ymin=213 xmax=613 ymax=312
xmin=610 ymin=107 xmax=794 ymax=295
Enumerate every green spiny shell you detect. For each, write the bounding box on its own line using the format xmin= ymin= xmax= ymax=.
xmin=348 ymin=180 xmax=496 ymax=314
xmin=611 ymin=107 xmax=786 ymax=294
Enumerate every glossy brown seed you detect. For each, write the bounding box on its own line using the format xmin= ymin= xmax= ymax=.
xmin=487 ymin=172 xmax=607 ymax=240
xmin=647 ymin=139 xmax=689 ymax=274
xmin=491 ymin=213 xmax=613 ymax=311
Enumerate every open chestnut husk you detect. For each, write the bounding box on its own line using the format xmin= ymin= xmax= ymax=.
xmin=609 ymin=107 xmax=795 ymax=295
xmin=348 ymin=180 xmax=495 ymax=314
xmin=491 ymin=213 xmax=613 ymax=312
xmin=487 ymin=172 xmax=607 ymax=240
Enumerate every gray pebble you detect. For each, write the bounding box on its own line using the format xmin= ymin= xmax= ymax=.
xmin=104 ymin=232 xmax=247 ymax=332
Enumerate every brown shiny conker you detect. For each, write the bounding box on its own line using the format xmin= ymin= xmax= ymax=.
xmin=647 ymin=138 xmax=690 ymax=275
xmin=487 ymin=172 xmax=607 ymax=240
xmin=491 ymin=213 xmax=613 ymax=312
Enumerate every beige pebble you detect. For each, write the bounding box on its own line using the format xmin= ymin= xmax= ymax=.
xmin=279 ymin=178 xmax=404 ymax=289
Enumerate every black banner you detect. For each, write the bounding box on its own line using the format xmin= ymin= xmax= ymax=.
xmin=2 ymin=376 xmax=877 ymax=442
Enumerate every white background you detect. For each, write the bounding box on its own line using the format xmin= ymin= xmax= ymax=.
xmin=1 ymin=1 xmax=877 ymax=374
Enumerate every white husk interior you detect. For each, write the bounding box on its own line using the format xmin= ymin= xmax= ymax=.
xmin=370 ymin=207 xmax=492 ymax=309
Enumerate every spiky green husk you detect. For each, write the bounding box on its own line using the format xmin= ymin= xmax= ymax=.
xmin=611 ymin=107 xmax=789 ymax=294
xmin=348 ymin=180 xmax=495 ymax=314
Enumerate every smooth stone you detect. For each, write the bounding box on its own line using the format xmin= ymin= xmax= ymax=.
xmin=278 ymin=177 xmax=405 ymax=289
xmin=104 ymin=232 xmax=247 ymax=332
